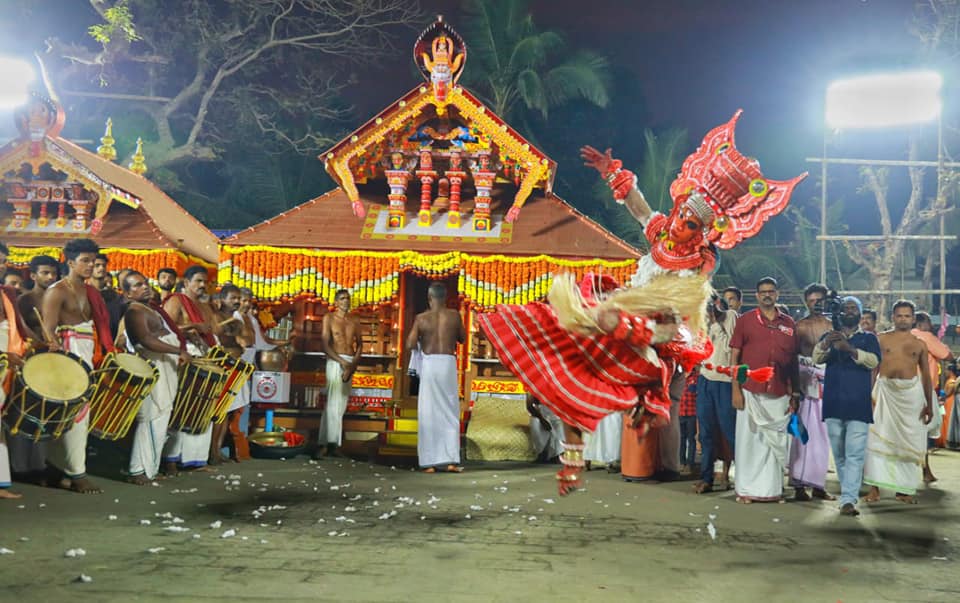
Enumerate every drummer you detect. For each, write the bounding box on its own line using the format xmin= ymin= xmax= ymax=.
xmin=120 ymin=271 xmax=191 ymax=484
xmin=9 ymin=254 xmax=58 ymax=484
xmin=161 ymin=265 xmax=218 ymax=473
xmin=209 ymin=284 xmax=250 ymax=465
xmin=41 ymin=238 xmax=115 ymax=494
xmin=0 ymin=262 xmax=37 ymax=499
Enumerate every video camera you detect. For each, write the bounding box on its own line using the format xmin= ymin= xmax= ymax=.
xmin=821 ymin=288 xmax=845 ymax=331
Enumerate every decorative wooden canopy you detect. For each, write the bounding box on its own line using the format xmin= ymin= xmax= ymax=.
xmin=0 ymin=92 xmax=218 ymax=275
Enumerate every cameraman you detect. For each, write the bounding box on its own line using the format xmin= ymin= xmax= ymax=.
xmin=812 ymin=296 xmax=880 ymax=517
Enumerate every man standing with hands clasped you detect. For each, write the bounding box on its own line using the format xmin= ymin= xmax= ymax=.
xmin=812 ymin=296 xmax=880 ymax=516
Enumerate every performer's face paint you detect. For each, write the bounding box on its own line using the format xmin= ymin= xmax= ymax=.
xmin=668 ymin=205 xmax=704 ymax=245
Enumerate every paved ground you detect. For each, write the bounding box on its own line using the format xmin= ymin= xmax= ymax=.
xmin=1 ymin=444 xmax=959 ymax=603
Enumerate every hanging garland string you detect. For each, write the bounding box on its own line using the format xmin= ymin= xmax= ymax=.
xmin=219 ymin=245 xmax=636 ymax=311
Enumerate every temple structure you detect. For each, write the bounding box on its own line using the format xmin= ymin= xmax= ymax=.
xmin=219 ymin=18 xmax=641 ymax=459
xmin=0 ymin=92 xmax=218 ymax=274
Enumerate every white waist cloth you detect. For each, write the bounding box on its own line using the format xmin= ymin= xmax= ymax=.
xmin=530 ymin=404 xmax=564 ymax=459
xmin=128 ymin=332 xmax=178 ymax=480
xmin=799 ymin=355 xmax=825 ymax=400
xmin=864 ymin=376 xmax=926 ymax=495
xmin=735 ymin=391 xmax=791 ymax=500
xmin=584 ymin=412 xmax=622 ymax=463
xmin=48 ymin=320 xmax=95 ymax=479
xmin=417 ymin=354 xmax=460 ymax=467
xmin=321 ymin=355 xmax=353 ymax=446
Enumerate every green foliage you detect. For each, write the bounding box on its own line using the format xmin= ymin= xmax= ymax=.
xmin=88 ymin=1 xmax=140 ymax=46
xmin=463 ymin=0 xmax=611 ymax=121
xmin=636 ymin=128 xmax=687 ymax=213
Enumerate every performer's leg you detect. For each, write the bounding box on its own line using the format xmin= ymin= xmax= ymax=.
xmin=695 ymin=377 xmax=717 ymax=491
xmin=557 ymin=424 xmax=585 ymax=496
xmin=209 ymin=419 xmax=229 ymax=465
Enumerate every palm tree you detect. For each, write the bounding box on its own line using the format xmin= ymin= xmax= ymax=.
xmin=462 ymin=0 xmax=611 ymax=123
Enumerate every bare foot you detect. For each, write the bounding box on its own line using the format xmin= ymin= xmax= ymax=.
xmin=923 ymin=469 xmax=938 ymax=484
xmin=735 ymin=496 xmax=753 ymax=504
xmin=208 ymin=453 xmax=227 ymax=466
xmin=422 ymin=467 xmax=437 ymax=473
xmin=794 ymin=488 xmax=812 ymax=502
xmin=162 ymin=463 xmax=180 ymax=477
xmin=61 ymin=477 xmax=102 ymax=494
xmin=812 ymin=488 xmax=836 ymax=501
xmin=0 ymin=488 xmax=23 ymax=499
xmin=863 ymin=487 xmax=881 ymax=503
xmin=445 ymin=465 xmax=464 ymax=473
xmin=126 ymin=474 xmax=153 ymax=486
xmin=895 ymin=493 xmax=918 ymax=504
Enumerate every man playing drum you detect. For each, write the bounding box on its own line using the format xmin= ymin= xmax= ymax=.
xmin=40 ymin=238 xmax=115 ymax=494
xmin=161 ymin=265 xmax=217 ymax=473
xmin=0 ymin=270 xmax=37 ymax=499
xmin=9 ymin=254 xmax=58 ymax=484
xmin=121 ymin=271 xmax=191 ymax=484
xmin=209 ymin=285 xmax=250 ymax=465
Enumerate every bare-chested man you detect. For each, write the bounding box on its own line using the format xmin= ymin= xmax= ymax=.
xmin=316 ymin=289 xmax=362 ymax=458
xmin=41 ymin=238 xmax=115 ymax=494
xmin=156 ymin=267 xmax=178 ymax=302
xmin=406 ymin=282 xmax=466 ymax=473
xmin=208 ymin=285 xmax=250 ymax=465
xmin=788 ymin=284 xmax=836 ymax=502
xmin=121 ymin=271 xmax=191 ymax=484
xmin=161 ymin=265 xmax=217 ymax=472
xmin=863 ymin=300 xmax=933 ymax=504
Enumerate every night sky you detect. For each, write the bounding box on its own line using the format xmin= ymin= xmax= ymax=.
xmin=0 ymin=0 xmax=948 ymax=233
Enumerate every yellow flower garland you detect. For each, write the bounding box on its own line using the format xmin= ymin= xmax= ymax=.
xmin=219 ymin=245 xmax=638 ymax=310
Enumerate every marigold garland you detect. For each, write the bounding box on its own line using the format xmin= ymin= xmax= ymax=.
xmin=219 ymin=245 xmax=636 ymax=311
xmin=10 ymin=245 xmax=215 ymax=285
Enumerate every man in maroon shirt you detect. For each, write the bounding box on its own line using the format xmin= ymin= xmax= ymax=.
xmin=730 ymin=277 xmax=800 ymax=503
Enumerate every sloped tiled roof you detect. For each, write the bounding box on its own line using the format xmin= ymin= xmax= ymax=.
xmin=225 ymin=187 xmax=640 ymax=260
xmin=0 ymin=137 xmax=219 ymax=262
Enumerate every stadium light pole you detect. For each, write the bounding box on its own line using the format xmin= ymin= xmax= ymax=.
xmin=820 ymin=71 xmax=946 ymax=309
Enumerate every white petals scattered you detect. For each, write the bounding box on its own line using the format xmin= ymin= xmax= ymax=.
xmin=163 ymin=526 xmax=190 ymax=533
xmin=706 ymin=523 xmax=717 ymax=541
xmin=139 ymin=519 xmax=151 ymax=526
xmin=220 ymin=529 xmax=236 ymax=539
xmin=209 ymin=520 xmax=222 ymax=529
xmin=107 ymin=515 xmax=118 ymax=521
xmin=147 ymin=547 xmax=166 ymax=554
xmin=0 ymin=548 xmax=14 ymax=555
xmin=64 ymin=548 xmax=87 ymax=558
xmin=75 ymin=574 xmax=93 ymax=583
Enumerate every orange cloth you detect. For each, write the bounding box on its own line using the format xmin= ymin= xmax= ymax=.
xmin=937 ymin=376 xmax=956 ymax=447
xmin=912 ymin=329 xmax=951 ymax=388
xmin=0 ymin=287 xmax=27 ymax=395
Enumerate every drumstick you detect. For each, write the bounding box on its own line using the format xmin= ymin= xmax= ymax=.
xmin=216 ymin=316 xmax=240 ymax=328
xmin=33 ymin=308 xmax=52 ymax=345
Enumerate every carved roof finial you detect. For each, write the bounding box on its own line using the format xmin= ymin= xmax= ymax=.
xmin=97 ymin=118 xmax=117 ymax=161
xmin=129 ymin=137 xmax=147 ymax=175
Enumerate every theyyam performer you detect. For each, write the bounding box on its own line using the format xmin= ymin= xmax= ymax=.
xmin=479 ymin=110 xmax=807 ymax=495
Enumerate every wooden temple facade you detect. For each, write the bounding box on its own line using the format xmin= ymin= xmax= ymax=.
xmin=0 ymin=93 xmax=218 ymax=275
xmin=219 ymin=19 xmax=641 ymax=458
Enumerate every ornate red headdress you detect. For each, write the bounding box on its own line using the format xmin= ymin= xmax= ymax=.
xmin=668 ymin=110 xmax=807 ymax=250
xmin=578 ymin=272 xmax=620 ymax=304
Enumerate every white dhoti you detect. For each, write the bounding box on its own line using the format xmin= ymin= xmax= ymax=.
xmin=530 ymin=404 xmax=564 ymax=459
xmin=735 ymin=391 xmax=791 ymax=501
xmin=47 ymin=321 xmax=95 ymax=479
xmin=417 ymin=354 xmax=460 ymax=468
xmin=162 ymin=342 xmax=212 ymax=468
xmin=864 ymin=376 xmax=926 ymax=495
xmin=788 ymin=357 xmax=830 ymax=489
xmin=129 ymin=333 xmax=179 ymax=479
xmin=320 ymin=356 xmax=352 ymax=446
xmin=584 ymin=412 xmax=623 ymax=464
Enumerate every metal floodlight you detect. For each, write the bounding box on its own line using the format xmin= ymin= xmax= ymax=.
xmin=0 ymin=57 xmax=36 ymax=110
xmin=825 ymin=70 xmax=942 ymax=129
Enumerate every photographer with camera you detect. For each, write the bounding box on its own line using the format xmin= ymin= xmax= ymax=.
xmin=812 ymin=296 xmax=880 ymax=516
xmin=788 ymin=284 xmax=836 ymax=502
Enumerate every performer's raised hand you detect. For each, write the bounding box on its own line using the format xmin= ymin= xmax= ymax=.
xmin=580 ymin=146 xmax=616 ymax=176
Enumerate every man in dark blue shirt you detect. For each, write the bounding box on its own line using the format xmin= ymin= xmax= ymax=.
xmin=812 ymin=296 xmax=881 ymax=517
